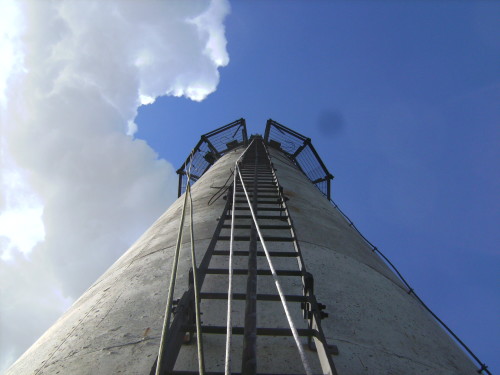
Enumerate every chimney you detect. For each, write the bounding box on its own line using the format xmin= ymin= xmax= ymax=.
xmin=6 ymin=119 xmax=482 ymax=374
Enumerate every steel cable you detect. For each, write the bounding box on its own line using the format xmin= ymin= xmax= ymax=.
xmin=187 ymin=178 xmax=205 ymax=374
xmin=156 ymin=151 xmax=205 ymax=375
xmin=224 ymin=140 xmax=255 ymax=375
xmin=329 ymin=198 xmax=491 ymax=375
xmin=237 ymin=166 xmax=313 ymax=375
xmin=224 ymin=166 xmax=237 ymax=375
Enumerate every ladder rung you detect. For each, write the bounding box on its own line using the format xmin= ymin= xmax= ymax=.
xmin=237 ymin=178 xmax=274 ymax=181
xmin=222 ymin=224 xmax=291 ymax=229
xmin=238 ymin=174 xmax=273 ymax=177
xmin=239 ymin=172 xmax=270 ymax=174
xmin=218 ymin=236 xmax=295 ymax=242
xmin=212 ymin=250 xmax=298 ymax=257
xmin=239 ymin=168 xmax=271 ymax=170
xmin=217 ymin=236 xmax=251 ymax=241
xmin=206 ymin=269 xmax=302 ymax=276
xmin=234 ymin=207 xmax=285 ymax=212
xmin=200 ymin=292 xmax=308 ymax=302
xmin=234 ymin=200 xmax=282 ymax=204
xmin=241 ymin=178 xmax=275 ymax=181
xmin=236 ymin=184 xmax=276 ymax=188
xmin=170 ymin=372 xmax=310 ymax=375
xmin=238 ymin=181 xmax=274 ymax=184
xmin=238 ymin=178 xmax=275 ymax=182
xmin=239 ymin=172 xmax=270 ymax=175
xmin=262 ymin=235 xmax=295 ymax=241
xmin=225 ymin=214 xmax=288 ymax=220
xmin=236 ymin=194 xmax=280 ymax=199
xmin=239 ymin=173 xmax=273 ymax=177
xmin=238 ymin=183 xmax=275 ymax=187
xmin=237 ymin=184 xmax=275 ymax=187
xmin=196 ymin=325 xmax=315 ymax=337
xmin=235 ymin=190 xmax=277 ymax=194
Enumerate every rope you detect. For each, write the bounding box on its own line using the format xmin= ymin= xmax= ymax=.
xmin=329 ymin=198 xmax=492 ymax=375
xmin=237 ymin=166 xmax=313 ymax=375
xmin=156 ymin=151 xmax=205 ymax=375
xmin=155 ymin=178 xmax=189 ymax=375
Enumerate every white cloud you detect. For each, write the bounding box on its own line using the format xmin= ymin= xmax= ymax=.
xmin=190 ymin=0 xmax=230 ymax=67
xmin=0 ymin=0 xmax=230 ymax=372
xmin=0 ymin=151 xmax=45 ymax=261
xmin=0 ymin=0 xmax=24 ymax=105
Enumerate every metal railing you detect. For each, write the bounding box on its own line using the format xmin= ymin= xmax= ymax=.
xmin=177 ymin=119 xmax=248 ymax=197
xmin=264 ymin=119 xmax=333 ymax=199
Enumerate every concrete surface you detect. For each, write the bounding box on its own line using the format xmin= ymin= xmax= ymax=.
xmin=6 ymin=142 xmax=479 ymax=374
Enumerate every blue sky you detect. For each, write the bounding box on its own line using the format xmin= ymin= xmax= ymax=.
xmin=0 ymin=1 xmax=497 ymax=373
xmin=136 ymin=1 xmax=499 ymax=372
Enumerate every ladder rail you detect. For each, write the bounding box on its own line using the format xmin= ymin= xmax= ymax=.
xmin=262 ymin=143 xmax=339 ymax=375
xmin=225 ymin=139 xmax=256 ymax=375
xmin=224 ymin=149 xmax=237 ymax=375
xmin=240 ymin=144 xmax=259 ymax=375
xmin=156 ymin=153 xmax=196 ymax=375
xmin=154 ymin=138 xmax=337 ymax=375
xmin=188 ymin=182 xmax=205 ymax=375
xmin=151 ymin=190 xmax=233 ymax=375
xmin=236 ymin=164 xmax=314 ymax=375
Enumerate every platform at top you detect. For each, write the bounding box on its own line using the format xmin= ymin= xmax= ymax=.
xmin=177 ymin=119 xmax=334 ymax=199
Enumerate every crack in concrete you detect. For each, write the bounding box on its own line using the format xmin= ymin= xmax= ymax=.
xmin=333 ymin=337 xmax=446 ymax=370
xmin=102 ymin=335 xmax=159 ymax=351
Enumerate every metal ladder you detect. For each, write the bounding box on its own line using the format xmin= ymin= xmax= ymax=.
xmin=152 ymin=137 xmax=338 ymax=375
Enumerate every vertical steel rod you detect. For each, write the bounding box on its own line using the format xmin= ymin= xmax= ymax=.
xmin=241 ymin=142 xmax=258 ymax=375
xmin=236 ymin=157 xmax=313 ymax=375
xmin=224 ymin=164 xmax=237 ymax=375
xmin=188 ymin=183 xmax=205 ymax=375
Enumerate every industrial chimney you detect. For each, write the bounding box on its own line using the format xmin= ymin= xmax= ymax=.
xmin=6 ymin=119 xmax=485 ymax=374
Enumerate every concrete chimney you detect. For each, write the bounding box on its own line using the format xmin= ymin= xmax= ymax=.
xmin=6 ymin=119 xmax=480 ymax=375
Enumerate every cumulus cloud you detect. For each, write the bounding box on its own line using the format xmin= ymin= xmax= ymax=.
xmin=0 ymin=0 xmax=230 ymax=372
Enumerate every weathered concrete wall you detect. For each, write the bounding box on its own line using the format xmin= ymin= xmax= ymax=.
xmin=6 ymin=147 xmax=246 ymax=375
xmin=7 ymin=143 xmax=478 ymax=374
xmin=268 ymin=147 xmax=478 ymax=374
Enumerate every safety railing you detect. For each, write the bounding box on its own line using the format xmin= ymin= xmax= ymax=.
xmin=264 ymin=119 xmax=333 ymax=199
xmin=177 ymin=118 xmax=248 ymax=197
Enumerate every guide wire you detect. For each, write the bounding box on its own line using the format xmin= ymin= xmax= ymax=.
xmin=237 ymin=166 xmax=313 ymax=375
xmin=224 ymin=140 xmax=255 ymax=375
xmin=187 ymin=166 xmax=205 ymax=374
xmin=156 ymin=150 xmax=197 ymax=375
